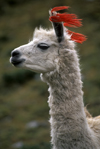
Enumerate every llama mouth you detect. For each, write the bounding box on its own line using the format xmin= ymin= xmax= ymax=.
xmin=10 ymin=57 xmax=25 ymax=67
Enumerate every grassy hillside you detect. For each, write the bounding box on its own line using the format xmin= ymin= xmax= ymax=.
xmin=0 ymin=0 xmax=100 ymax=149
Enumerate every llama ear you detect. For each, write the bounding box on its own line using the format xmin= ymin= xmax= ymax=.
xmin=52 ymin=22 xmax=64 ymax=43
xmin=49 ymin=10 xmax=64 ymax=43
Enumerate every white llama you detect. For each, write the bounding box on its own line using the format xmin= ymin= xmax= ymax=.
xmin=10 ymin=6 xmax=100 ymax=149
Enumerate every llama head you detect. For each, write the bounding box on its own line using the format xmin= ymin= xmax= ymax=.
xmin=10 ymin=6 xmax=86 ymax=73
xmin=10 ymin=27 xmax=74 ymax=73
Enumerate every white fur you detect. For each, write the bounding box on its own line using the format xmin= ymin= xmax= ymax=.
xmin=10 ymin=27 xmax=100 ymax=149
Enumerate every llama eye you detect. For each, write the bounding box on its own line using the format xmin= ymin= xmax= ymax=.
xmin=37 ymin=43 xmax=50 ymax=50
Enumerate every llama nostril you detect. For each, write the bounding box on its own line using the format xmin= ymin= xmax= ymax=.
xmin=11 ymin=50 xmax=20 ymax=57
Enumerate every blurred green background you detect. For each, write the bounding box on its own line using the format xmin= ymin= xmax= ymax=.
xmin=0 ymin=0 xmax=100 ymax=149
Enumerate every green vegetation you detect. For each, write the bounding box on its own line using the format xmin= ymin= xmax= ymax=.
xmin=0 ymin=0 xmax=100 ymax=149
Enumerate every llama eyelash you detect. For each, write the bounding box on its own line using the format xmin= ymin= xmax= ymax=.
xmin=37 ymin=43 xmax=50 ymax=50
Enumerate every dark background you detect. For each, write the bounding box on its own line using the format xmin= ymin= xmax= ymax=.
xmin=0 ymin=0 xmax=100 ymax=148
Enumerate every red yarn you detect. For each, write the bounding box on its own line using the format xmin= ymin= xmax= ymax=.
xmin=49 ymin=13 xmax=82 ymax=28
xmin=50 ymin=6 xmax=87 ymax=43
xmin=51 ymin=6 xmax=69 ymax=13
xmin=67 ymin=30 xmax=87 ymax=44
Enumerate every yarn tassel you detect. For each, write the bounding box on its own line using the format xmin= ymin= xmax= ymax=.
xmin=51 ymin=6 xmax=69 ymax=13
xmin=49 ymin=13 xmax=82 ymax=28
xmin=49 ymin=6 xmax=87 ymax=43
xmin=67 ymin=30 xmax=87 ymax=44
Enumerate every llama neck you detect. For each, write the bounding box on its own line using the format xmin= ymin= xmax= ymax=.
xmin=41 ymin=50 xmax=96 ymax=149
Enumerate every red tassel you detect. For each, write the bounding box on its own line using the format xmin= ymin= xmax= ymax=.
xmin=49 ymin=6 xmax=87 ymax=43
xmin=51 ymin=6 xmax=69 ymax=13
xmin=49 ymin=13 xmax=82 ymax=28
xmin=67 ymin=30 xmax=87 ymax=44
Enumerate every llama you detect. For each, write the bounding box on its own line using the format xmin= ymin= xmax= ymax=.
xmin=10 ymin=6 xmax=100 ymax=149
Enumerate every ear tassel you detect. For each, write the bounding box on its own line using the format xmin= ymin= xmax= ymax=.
xmin=49 ymin=6 xmax=87 ymax=44
xmin=67 ymin=30 xmax=87 ymax=44
xmin=51 ymin=6 xmax=69 ymax=13
xmin=49 ymin=13 xmax=82 ymax=28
